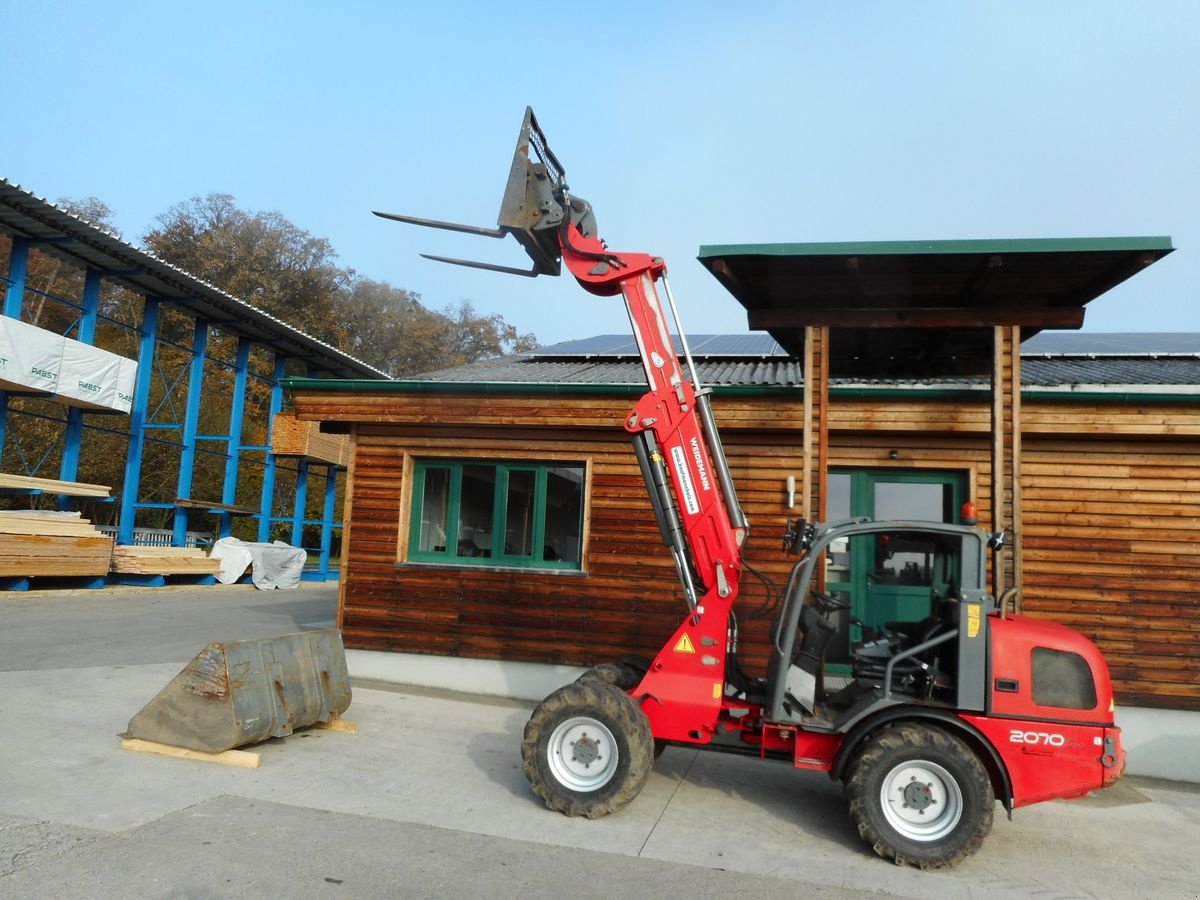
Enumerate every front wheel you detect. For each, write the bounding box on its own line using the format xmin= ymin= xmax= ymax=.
xmin=845 ymin=723 xmax=994 ymax=869
xmin=576 ymin=662 xmax=642 ymax=690
xmin=521 ymin=680 xmax=654 ymax=818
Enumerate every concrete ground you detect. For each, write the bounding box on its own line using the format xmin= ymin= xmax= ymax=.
xmin=2 ymin=585 xmax=1198 ymax=898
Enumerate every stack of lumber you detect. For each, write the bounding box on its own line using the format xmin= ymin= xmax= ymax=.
xmin=110 ymin=545 xmax=222 ymax=576
xmin=270 ymin=413 xmax=350 ymax=466
xmin=0 ymin=510 xmax=114 ymax=577
xmin=0 ymin=473 xmax=111 ymax=497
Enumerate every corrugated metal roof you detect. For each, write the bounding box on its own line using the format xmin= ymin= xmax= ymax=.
xmin=0 ymin=179 xmax=388 ymax=380
xmin=415 ymin=356 xmax=804 ymax=386
xmin=411 ymin=332 xmax=1200 ymax=391
xmin=1022 ymin=358 xmax=1200 ymax=387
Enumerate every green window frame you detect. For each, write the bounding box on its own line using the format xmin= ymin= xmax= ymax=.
xmin=407 ymin=459 xmax=585 ymax=571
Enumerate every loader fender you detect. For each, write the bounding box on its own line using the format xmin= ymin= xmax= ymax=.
xmin=831 ymin=708 xmax=1014 ymax=817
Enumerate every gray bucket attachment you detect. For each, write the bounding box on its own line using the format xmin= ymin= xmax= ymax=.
xmin=124 ymin=629 xmax=351 ymax=753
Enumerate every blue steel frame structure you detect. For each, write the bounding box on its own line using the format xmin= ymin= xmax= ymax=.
xmin=0 ymin=180 xmax=386 ymax=589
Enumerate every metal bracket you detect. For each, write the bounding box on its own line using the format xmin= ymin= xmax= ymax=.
xmin=715 ymin=562 xmax=731 ymax=598
xmin=1100 ymin=733 xmax=1121 ymax=768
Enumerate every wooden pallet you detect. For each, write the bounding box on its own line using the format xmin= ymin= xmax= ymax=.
xmin=270 ymin=413 xmax=350 ymax=466
xmin=120 ymin=738 xmax=262 ymax=768
xmin=174 ymin=498 xmax=259 ymax=517
xmin=111 ymin=545 xmax=222 ymax=575
xmin=120 ymin=719 xmax=357 ymax=767
xmin=0 ymin=473 xmax=112 ymax=497
xmin=0 ymin=511 xmax=114 ymax=577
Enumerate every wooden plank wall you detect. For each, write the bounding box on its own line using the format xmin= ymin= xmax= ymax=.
xmin=992 ymin=326 xmax=1023 ymax=603
xmin=340 ymin=422 xmax=801 ymax=672
xmin=1021 ymin=437 xmax=1200 ymax=711
xmin=294 ymin=388 xmax=1200 ymax=711
xmin=802 ymin=326 xmax=830 ymax=523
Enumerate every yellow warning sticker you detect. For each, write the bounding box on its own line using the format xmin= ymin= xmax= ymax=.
xmin=674 ymin=633 xmax=696 ymax=654
xmin=967 ymin=604 xmax=981 ymax=638
xmin=713 ymin=682 xmax=723 ymax=699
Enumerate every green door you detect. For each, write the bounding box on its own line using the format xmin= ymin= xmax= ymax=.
xmin=824 ymin=470 xmax=965 ymax=665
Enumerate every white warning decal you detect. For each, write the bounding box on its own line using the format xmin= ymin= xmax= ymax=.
xmin=670 ymin=444 xmax=700 ymax=515
xmin=689 ymin=436 xmax=711 ymax=492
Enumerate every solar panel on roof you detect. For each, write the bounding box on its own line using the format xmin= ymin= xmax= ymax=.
xmin=534 ymin=335 xmax=640 ymax=356
xmin=535 ymin=332 xmax=784 ymax=358
xmin=1022 ymin=333 xmax=1200 ymax=355
xmin=689 ymin=334 xmax=784 ymax=355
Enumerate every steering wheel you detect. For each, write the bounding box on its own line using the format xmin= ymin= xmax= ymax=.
xmin=811 ymin=590 xmax=850 ymax=613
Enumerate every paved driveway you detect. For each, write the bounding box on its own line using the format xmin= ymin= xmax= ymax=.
xmin=2 ymin=585 xmax=1197 ymax=898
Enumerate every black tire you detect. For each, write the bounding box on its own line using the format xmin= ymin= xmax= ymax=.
xmin=576 ymin=663 xmax=642 ymax=690
xmin=845 ymin=723 xmax=994 ymax=869
xmin=522 ymin=681 xmax=654 ymax=818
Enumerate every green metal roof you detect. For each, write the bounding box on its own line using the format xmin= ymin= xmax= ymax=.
xmin=698 ymin=236 xmax=1174 ymax=376
xmin=699 ymin=236 xmax=1174 ymax=258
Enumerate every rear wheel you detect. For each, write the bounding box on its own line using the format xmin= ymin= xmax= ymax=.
xmin=845 ymin=723 xmax=994 ymax=869
xmin=576 ymin=663 xmax=642 ymax=690
xmin=522 ymin=681 xmax=654 ymax=818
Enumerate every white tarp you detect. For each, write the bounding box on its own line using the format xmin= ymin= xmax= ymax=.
xmin=0 ymin=315 xmax=136 ymax=413
xmin=0 ymin=316 xmax=64 ymax=395
xmin=114 ymin=357 xmax=137 ymax=413
xmin=209 ymin=536 xmax=307 ymax=590
xmin=59 ymin=338 xmax=123 ymax=410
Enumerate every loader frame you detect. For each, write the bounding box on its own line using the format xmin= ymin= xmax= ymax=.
xmin=376 ymin=106 xmax=1125 ymax=869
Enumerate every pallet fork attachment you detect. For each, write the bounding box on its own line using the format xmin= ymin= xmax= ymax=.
xmin=373 ymin=106 xmax=596 ymax=278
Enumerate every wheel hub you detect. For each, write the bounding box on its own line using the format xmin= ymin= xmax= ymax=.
xmin=546 ymin=715 xmax=620 ymax=792
xmin=901 ymin=777 xmax=936 ymax=813
xmin=880 ymin=760 xmax=964 ymax=842
xmin=571 ymin=733 xmax=602 ymax=767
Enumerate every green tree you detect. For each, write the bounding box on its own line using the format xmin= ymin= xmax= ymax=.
xmin=337 ymin=277 xmax=444 ymax=376
xmin=435 ymin=300 xmax=539 ymax=370
xmin=141 ymin=193 xmax=538 ymax=375
xmin=59 ymin=196 xmax=118 ymax=232
xmin=144 ymin=194 xmax=351 ymax=347
xmin=337 ymin=283 xmax=538 ymax=376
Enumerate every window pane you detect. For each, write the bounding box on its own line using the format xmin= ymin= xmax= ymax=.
xmin=408 ymin=459 xmax=585 ymax=570
xmin=826 ymin=536 xmax=851 ymax=584
xmin=874 ymin=482 xmax=949 ymax=522
xmin=827 ymin=473 xmax=851 ymax=520
xmin=544 ymin=465 xmax=584 ymax=564
xmin=418 ymin=467 xmax=450 ymax=553
xmin=458 ymin=464 xmax=496 ymax=557
xmin=504 ymin=469 xmax=536 ymax=557
xmin=1032 ymin=647 xmax=1098 ymax=710
xmin=872 ymin=530 xmax=955 ymax=586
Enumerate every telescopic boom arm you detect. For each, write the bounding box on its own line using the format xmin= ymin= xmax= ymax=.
xmin=374 ymin=106 xmax=748 ymax=616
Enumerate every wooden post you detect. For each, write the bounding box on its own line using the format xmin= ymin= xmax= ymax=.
xmin=991 ymin=325 xmax=1023 ymax=611
xmin=802 ymin=326 xmax=830 ymax=525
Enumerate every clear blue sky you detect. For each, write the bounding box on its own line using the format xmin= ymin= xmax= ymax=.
xmin=4 ymin=1 xmax=1197 ymax=347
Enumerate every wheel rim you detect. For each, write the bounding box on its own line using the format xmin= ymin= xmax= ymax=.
xmin=879 ymin=759 xmax=964 ymax=842
xmin=547 ymin=715 xmax=619 ymax=792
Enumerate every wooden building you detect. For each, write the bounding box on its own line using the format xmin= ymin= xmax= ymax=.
xmin=289 ymin=239 xmax=1200 ymax=725
xmin=290 ymin=327 xmax=1198 ymax=713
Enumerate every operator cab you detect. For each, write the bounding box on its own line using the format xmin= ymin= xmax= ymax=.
xmin=823 ymin=528 xmax=964 ymax=668
xmin=766 ymin=519 xmax=996 ymax=729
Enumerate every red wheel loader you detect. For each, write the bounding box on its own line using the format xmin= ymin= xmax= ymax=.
xmin=377 ymin=108 xmax=1125 ymax=868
